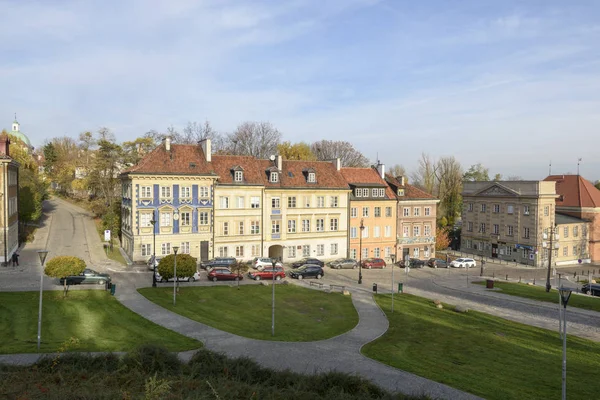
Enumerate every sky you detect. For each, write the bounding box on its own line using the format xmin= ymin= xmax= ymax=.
xmin=2 ymin=0 xmax=599 ymax=180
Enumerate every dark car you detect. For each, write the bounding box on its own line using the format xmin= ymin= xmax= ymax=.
xmin=328 ymin=258 xmax=358 ymax=269
xmin=200 ymin=257 xmax=237 ymax=270
xmin=207 ymin=267 xmax=243 ymax=282
xmin=408 ymin=258 xmax=426 ymax=268
xmin=582 ymin=283 xmax=600 ymax=297
xmin=289 ymin=265 xmax=324 ymax=280
xmin=427 ymin=258 xmax=448 ymax=268
xmin=248 ymin=266 xmax=286 ymax=281
xmin=291 ymin=258 xmax=324 ymax=268
xmin=59 ymin=268 xmax=111 ymax=285
xmin=361 ymin=258 xmax=386 ymax=269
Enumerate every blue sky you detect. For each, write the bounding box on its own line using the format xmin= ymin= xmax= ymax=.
xmin=2 ymin=0 xmax=599 ymax=180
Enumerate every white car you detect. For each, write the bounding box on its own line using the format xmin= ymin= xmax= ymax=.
xmin=450 ymin=258 xmax=477 ymax=268
xmin=155 ymin=270 xmax=201 ymax=283
xmin=147 ymin=256 xmax=161 ymax=270
xmin=251 ymin=257 xmax=283 ymax=271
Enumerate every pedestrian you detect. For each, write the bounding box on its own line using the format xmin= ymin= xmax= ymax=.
xmin=11 ymin=252 xmax=19 ymax=267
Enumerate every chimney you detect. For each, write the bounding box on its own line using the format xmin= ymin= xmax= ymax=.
xmin=330 ymin=158 xmax=341 ymax=171
xmin=164 ymin=136 xmax=171 ymax=152
xmin=397 ymin=175 xmax=405 ymax=186
xmin=0 ymin=134 xmax=10 ymax=157
xmin=199 ymin=138 xmax=211 ymax=162
xmin=276 ymin=155 xmax=282 ymax=170
xmin=376 ymin=162 xmax=385 ymax=179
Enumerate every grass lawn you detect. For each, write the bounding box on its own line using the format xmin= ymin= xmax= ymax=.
xmin=138 ymin=285 xmax=358 ymax=341
xmin=0 ymin=291 xmax=201 ymax=354
xmin=362 ymin=294 xmax=600 ymax=400
xmin=473 ymin=281 xmax=600 ymax=312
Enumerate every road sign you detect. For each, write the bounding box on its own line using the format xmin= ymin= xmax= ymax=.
xmin=104 ymin=230 xmax=111 ymax=242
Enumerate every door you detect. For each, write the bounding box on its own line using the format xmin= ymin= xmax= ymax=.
xmin=200 ymin=241 xmax=209 ymax=262
xmin=492 ymin=244 xmax=498 ymax=258
xmin=402 ymin=248 xmax=410 ymax=262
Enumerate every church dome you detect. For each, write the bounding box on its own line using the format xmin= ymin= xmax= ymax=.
xmin=8 ymin=117 xmax=32 ymax=148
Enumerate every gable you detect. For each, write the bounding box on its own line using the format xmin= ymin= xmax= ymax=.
xmin=473 ymin=184 xmax=519 ymax=197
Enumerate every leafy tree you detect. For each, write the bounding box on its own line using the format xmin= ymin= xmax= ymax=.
xmin=435 ymin=156 xmax=463 ymax=227
xmin=310 ymin=140 xmax=369 ymax=167
xmin=229 ymin=261 xmax=249 ymax=289
xmin=493 ymin=173 xmax=502 ymax=181
xmin=463 ymin=163 xmax=490 ymax=182
xmin=277 ymin=141 xmax=316 ymax=160
xmin=411 ymin=153 xmax=437 ymax=194
xmin=435 ymin=228 xmax=451 ymax=251
xmin=157 ymin=254 xmax=197 ymax=281
xmin=44 ymin=256 xmax=86 ymax=297
xmin=87 ymin=135 xmax=122 ymax=208
xmin=595 ymin=181 xmax=600 ymax=191
xmin=224 ymin=121 xmax=281 ymax=158
xmin=42 ymin=142 xmax=58 ymax=176
xmin=122 ymin=137 xmax=156 ymax=165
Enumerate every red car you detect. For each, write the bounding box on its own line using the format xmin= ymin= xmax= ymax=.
xmin=361 ymin=258 xmax=386 ymax=269
xmin=247 ymin=266 xmax=286 ymax=281
xmin=207 ymin=268 xmax=243 ymax=282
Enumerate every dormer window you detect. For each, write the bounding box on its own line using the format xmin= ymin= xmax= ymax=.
xmin=308 ymin=172 xmax=316 ymax=183
xmin=270 ymin=172 xmax=279 ymax=183
xmin=397 ymin=189 xmax=405 ymax=196
xmin=303 ymin=168 xmax=316 ymax=183
xmin=234 ymin=171 xmax=243 ymax=182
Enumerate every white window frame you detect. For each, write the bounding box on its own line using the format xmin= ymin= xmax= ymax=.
xmin=141 ymin=213 xmax=152 ymax=228
xmin=351 ymin=207 xmax=357 ymax=218
xmin=271 ymin=220 xmax=280 ymax=234
xmin=424 ymin=207 xmax=430 ymax=216
xmin=330 ymin=218 xmax=338 ymax=231
xmin=403 ymin=208 xmax=410 ymax=217
xmin=384 ymin=226 xmax=391 ymax=237
xmin=235 ymin=245 xmax=244 ymax=257
xmin=161 ymin=243 xmax=171 ymax=255
xmin=270 ymin=172 xmax=279 ymax=183
xmin=424 ymin=225 xmax=431 ymax=236
xmin=199 ymin=211 xmax=209 ymax=225
xmin=385 ymin=207 xmax=392 ymax=217
xmin=223 ymin=222 xmax=229 ymax=236
xmin=330 ymin=243 xmax=338 ymax=255
xmin=288 ymin=196 xmax=296 ymax=208
xmin=234 ymin=170 xmax=243 ymax=182
xmin=374 ymin=247 xmax=380 ymax=257
xmin=180 ymin=242 xmax=190 ymax=254
xmin=374 ymin=207 xmax=381 ymax=217
xmin=413 ymin=225 xmax=420 ymax=237
xmin=316 ymin=244 xmax=324 ymax=256
xmin=302 ymin=245 xmax=310 ymax=257
xmin=374 ymin=226 xmax=381 ymax=238
xmin=180 ymin=211 xmax=191 ymax=226
xmin=237 ymin=196 xmax=244 ymax=208
xmin=220 ymin=196 xmax=229 ymax=209
xmin=350 ymin=249 xmax=357 ymax=259
xmin=350 ymin=227 xmax=357 ymax=238
xmin=251 ymin=221 xmax=260 ymax=234
xmin=251 ymin=196 xmax=260 ymax=208
xmin=160 ymin=186 xmax=171 ymax=198
xmin=302 ymin=219 xmax=310 ymax=232
xmin=160 ymin=211 xmax=172 ymax=227
xmin=199 ymin=186 xmax=209 ymax=198
xmin=308 ymin=172 xmax=316 ymax=183
xmin=251 ymin=244 xmax=260 ymax=257
xmin=141 ymin=243 xmax=151 ymax=257
xmin=507 ymin=205 xmax=514 ymax=214
xmin=317 ymin=196 xmax=325 ymax=208
xmin=362 ymin=207 xmax=369 ymax=217
xmin=287 ymin=246 xmax=296 ymax=258
xmin=218 ymin=246 xmax=228 ymax=257
xmin=288 ymin=220 xmax=296 ymax=233
xmin=403 ymin=226 xmax=409 ymax=237
xmin=272 ymin=197 xmax=280 ymax=209
xmin=141 ymin=186 xmax=152 ymax=198
xmin=330 ymin=196 xmax=339 ymax=207
xmin=180 ymin=186 xmax=191 ymax=198
xmin=316 ymin=219 xmax=324 ymax=232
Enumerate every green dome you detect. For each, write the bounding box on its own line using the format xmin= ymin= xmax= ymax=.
xmin=8 ymin=119 xmax=32 ymax=148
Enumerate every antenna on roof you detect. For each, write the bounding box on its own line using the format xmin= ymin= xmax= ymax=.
xmin=549 ymin=160 xmax=551 ymax=175
xmin=577 ymin=158 xmax=582 ymax=175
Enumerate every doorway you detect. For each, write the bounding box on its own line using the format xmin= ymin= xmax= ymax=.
xmin=492 ymin=244 xmax=498 ymax=258
xmin=268 ymin=245 xmax=284 ymax=262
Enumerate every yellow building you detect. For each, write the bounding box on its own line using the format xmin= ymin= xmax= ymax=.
xmin=342 ymin=165 xmax=397 ymax=263
xmin=0 ymin=133 xmax=20 ymax=264
xmin=553 ymin=214 xmax=590 ymax=266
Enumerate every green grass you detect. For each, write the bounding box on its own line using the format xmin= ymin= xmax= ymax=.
xmin=0 ymin=291 xmax=201 ymax=354
xmin=139 ymin=285 xmax=358 ymax=341
xmin=362 ymin=294 xmax=600 ymax=400
xmin=474 ymin=281 xmax=600 ymax=312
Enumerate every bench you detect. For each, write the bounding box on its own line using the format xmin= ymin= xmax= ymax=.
xmin=309 ymin=281 xmax=324 ymax=289
xmin=329 ymin=284 xmax=346 ymax=292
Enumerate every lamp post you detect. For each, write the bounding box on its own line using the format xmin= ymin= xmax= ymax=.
xmin=271 ymin=259 xmax=276 ymax=337
xmin=150 ymin=212 xmax=157 ymax=288
xmin=390 ymin=253 xmax=396 ymax=313
xmin=558 ymin=286 xmax=572 ymax=400
xmin=546 ymin=224 xmax=557 ymax=292
xmin=172 ymin=246 xmax=179 ymax=305
xmin=37 ymin=250 xmax=49 ymax=350
xmin=358 ymin=218 xmax=365 ymax=284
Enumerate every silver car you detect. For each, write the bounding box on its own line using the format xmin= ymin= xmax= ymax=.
xmin=449 ymin=258 xmax=477 ymax=268
xmin=328 ymin=258 xmax=358 ymax=269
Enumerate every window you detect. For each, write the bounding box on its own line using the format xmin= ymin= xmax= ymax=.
xmin=362 ymin=226 xmax=369 ymax=238
xmin=271 ymin=220 xmax=280 ymax=234
xmin=494 ymin=204 xmax=500 ymax=213
xmin=316 ymin=219 xmax=324 ymax=232
xmin=480 ymin=204 xmax=486 ymax=213
xmin=373 ymin=226 xmax=380 ymax=237
xmin=351 ymin=207 xmax=357 ymax=218
xmin=235 ymin=245 xmax=244 ymax=257
xmin=220 ymin=197 xmax=229 ymax=209
xmin=141 ymin=244 xmax=151 ymax=257
xmin=385 ymin=226 xmax=391 ymax=237
xmin=141 ymin=186 xmax=152 ymax=198
xmin=218 ymin=246 xmax=228 ymax=257
xmin=563 ymin=247 xmax=568 ymax=256
xmin=564 ymin=227 xmax=569 ymax=238
xmin=424 ymin=225 xmax=431 ymax=236
xmin=180 ymin=212 xmax=191 ymax=226
xmin=288 ymin=220 xmax=296 ymax=233
xmin=302 ymin=245 xmax=310 ymax=257
xmin=544 ymin=206 xmax=550 ymax=216
xmin=507 ymin=225 xmax=514 ymax=236
xmin=199 ymin=212 xmax=209 ymax=225
xmin=523 ymin=227 xmax=530 ymax=239
xmin=237 ymin=196 xmax=244 ymax=208
xmin=317 ymin=244 xmax=324 ymax=256
xmin=362 ymin=248 xmax=368 ymax=259
xmin=385 ymin=207 xmax=392 ymax=217
xmin=330 ymin=196 xmax=339 ymax=207
xmin=574 ymin=226 xmax=579 ymax=237
xmin=385 ymin=247 xmax=391 ymax=258
xmin=374 ymin=207 xmax=381 ymax=217
xmin=238 ymin=221 xmax=244 ymax=235
xmin=304 ymin=196 xmax=311 ymax=207
xmin=161 ymin=243 xmax=171 ymax=255
xmin=160 ymin=186 xmax=171 ymax=198
xmin=251 ymin=244 xmax=260 ymax=256
xmin=308 ymin=172 xmax=316 ymax=183
xmin=413 ymin=248 xmax=419 ymax=257
xmin=288 ymin=197 xmax=296 ymax=208
xmin=480 ymin=223 xmax=486 ymax=233
xmin=287 ymin=246 xmax=296 ymax=258
xmin=180 ymin=242 xmax=190 ymax=254
xmin=468 ymin=203 xmax=473 ymax=212
xmin=424 ymin=207 xmax=430 ymax=216
xmin=331 ymin=243 xmax=338 ymax=255
xmin=372 ymin=188 xmax=378 ymax=197
xmin=234 ymin=170 xmax=243 ymax=182
xmin=467 ymin=221 xmax=473 ymax=232
xmin=251 ymin=196 xmax=260 ymax=208
xmin=403 ymin=208 xmax=410 ymax=217
xmin=362 ymin=207 xmax=369 ymax=217
xmin=350 ymin=227 xmax=358 ymax=238
xmin=180 ymin=186 xmax=191 ymax=198
xmin=378 ymin=188 xmax=385 ymax=197
xmin=350 ymin=249 xmax=357 ymax=259
xmin=272 ymin=197 xmax=280 ymax=209
xmin=573 ymin=246 xmax=577 ymax=256
xmin=355 ymin=188 xmax=362 ymax=198
xmin=160 ymin=212 xmax=171 ymax=227
xmin=403 ymin=225 xmax=409 ymax=237
xmin=199 ymin=186 xmax=209 ymax=198
xmin=507 ymin=205 xmax=514 ymax=214
xmin=493 ymin=224 xmax=499 ymax=234
xmin=141 ymin=213 xmax=152 ymax=228
xmin=374 ymin=247 xmax=380 ymax=257
xmin=251 ymin=221 xmax=260 ymax=234
xmin=523 ymin=205 xmax=530 ymax=215
xmin=302 ymin=219 xmax=310 ymax=232
xmin=413 ymin=226 xmax=420 ymax=237
xmin=413 ymin=207 xmax=420 ymax=216
xmin=222 ymin=222 xmax=229 ymax=236
xmin=317 ymin=196 xmax=325 ymax=207
xmin=330 ymin=218 xmax=338 ymax=231
xmin=270 ymin=172 xmax=279 ymax=183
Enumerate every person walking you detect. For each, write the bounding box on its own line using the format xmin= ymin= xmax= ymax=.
xmin=11 ymin=252 xmax=19 ymax=267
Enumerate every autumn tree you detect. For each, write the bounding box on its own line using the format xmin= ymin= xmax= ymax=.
xmin=435 ymin=228 xmax=451 ymax=251
xmin=277 ymin=141 xmax=316 ymax=160
xmin=310 ymin=140 xmax=369 ymax=167
xmin=43 ymin=137 xmax=79 ymax=194
xmin=463 ymin=163 xmax=490 ymax=182
xmin=223 ymin=121 xmax=281 ymax=158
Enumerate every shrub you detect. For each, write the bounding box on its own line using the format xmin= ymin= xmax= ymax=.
xmin=44 ymin=256 xmax=86 ymax=297
xmin=157 ymin=254 xmax=197 ymax=280
xmin=122 ymin=345 xmax=181 ymax=375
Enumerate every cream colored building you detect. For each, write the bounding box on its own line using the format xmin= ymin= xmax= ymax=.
xmin=460 ymin=181 xmax=558 ymax=267
xmin=552 ymin=214 xmax=590 ymax=266
xmin=0 ymin=133 xmax=19 ymax=264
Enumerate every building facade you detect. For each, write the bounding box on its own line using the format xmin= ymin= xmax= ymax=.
xmin=460 ymin=181 xmax=558 ymax=267
xmin=552 ymin=214 xmax=590 ymax=266
xmin=0 ymin=133 xmax=20 ymax=264
xmin=341 ymin=165 xmax=397 ymax=263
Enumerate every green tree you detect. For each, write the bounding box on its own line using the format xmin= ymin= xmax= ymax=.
xmin=157 ymin=254 xmax=197 ymax=281
xmin=277 ymin=141 xmax=316 ymax=160
xmin=595 ymin=181 xmax=600 ymax=191
xmin=44 ymin=256 xmax=86 ymax=297
xmin=122 ymin=137 xmax=155 ymax=165
xmin=463 ymin=163 xmax=490 ymax=182
xmin=229 ymin=260 xmax=249 ymax=289
xmin=493 ymin=173 xmax=502 ymax=181
xmin=435 ymin=156 xmax=463 ymax=227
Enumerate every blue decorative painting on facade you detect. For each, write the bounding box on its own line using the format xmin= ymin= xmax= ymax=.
xmin=192 ymin=185 xmax=198 ymax=202
xmin=173 ymin=184 xmax=179 ymax=206
xmin=153 ymin=185 xmax=159 ymax=206
xmin=192 ymin=208 xmax=198 ymax=233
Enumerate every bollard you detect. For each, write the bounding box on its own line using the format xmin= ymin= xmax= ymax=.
xmin=372 ymin=283 xmax=377 ymax=293
xmin=574 ymin=272 xmax=576 ymax=278
xmin=493 ymin=272 xmax=495 ymax=279
xmin=533 ymin=278 xmax=536 ymax=285
xmin=506 ymin=274 xmax=508 ymax=281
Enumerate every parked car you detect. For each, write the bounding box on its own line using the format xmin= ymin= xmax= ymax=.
xmin=289 ymin=265 xmax=324 ymax=280
xmin=450 ymin=258 xmax=477 ymax=268
xmin=291 ymin=258 xmax=324 ymax=268
xmin=328 ymin=258 xmax=358 ymax=269
xmin=200 ymin=257 xmax=237 ymax=270
xmin=581 ymin=283 xmax=600 ymax=297
xmin=361 ymin=258 xmax=386 ymax=269
xmin=147 ymin=256 xmax=161 ymax=270
xmin=251 ymin=257 xmax=283 ymax=271
xmin=155 ymin=270 xmax=201 ymax=283
xmin=248 ymin=266 xmax=286 ymax=281
xmin=427 ymin=258 xmax=448 ymax=268
xmin=408 ymin=258 xmax=426 ymax=268
xmin=59 ymin=269 xmax=111 ymax=285
xmin=207 ymin=267 xmax=243 ymax=282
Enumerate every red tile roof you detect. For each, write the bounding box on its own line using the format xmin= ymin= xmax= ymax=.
xmin=122 ymin=144 xmax=213 ymax=175
xmin=544 ymin=175 xmax=600 ymax=208
xmin=341 ymin=167 xmax=396 ymax=199
xmin=211 ymin=155 xmax=265 ymax=185
xmin=385 ymin=173 xmax=437 ymax=200
xmin=258 ymin=159 xmax=349 ymax=189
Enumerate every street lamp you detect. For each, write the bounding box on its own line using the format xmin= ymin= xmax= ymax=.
xmin=358 ymin=218 xmax=365 ymax=284
xmin=172 ymin=246 xmax=179 ymax=305
xmin=37 ymin=250 xmax=49 ymax=350
xmin=390 ymin=253 xmax=396 ymax=313
xmin=150 ymin=212 xmax=157 ymax=288
xmin=546 ymin=224 xmax=557 ymax=293
xmin=558 ymin=286 xmax=572 ymax=400
xmin=271 ymin=259 xmax=277 ymax=337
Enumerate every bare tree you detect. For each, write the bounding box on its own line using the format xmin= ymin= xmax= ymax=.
xmin=435 ymin=156 xmax=463 ymax=227
xmin=388 ymin=164 xmax=406 ymax=178
xmin=181 ymin=120 xmax=221 ymax=143
xmin=506 ymin=175 xmax=523 ymax=181
xmin=411 ymin=153 xmax=437 ymax=194
xmin=224 ymin=121 xmax=281 ymax=158
xmin=310 ymin=140 xmax=369 ymax=167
